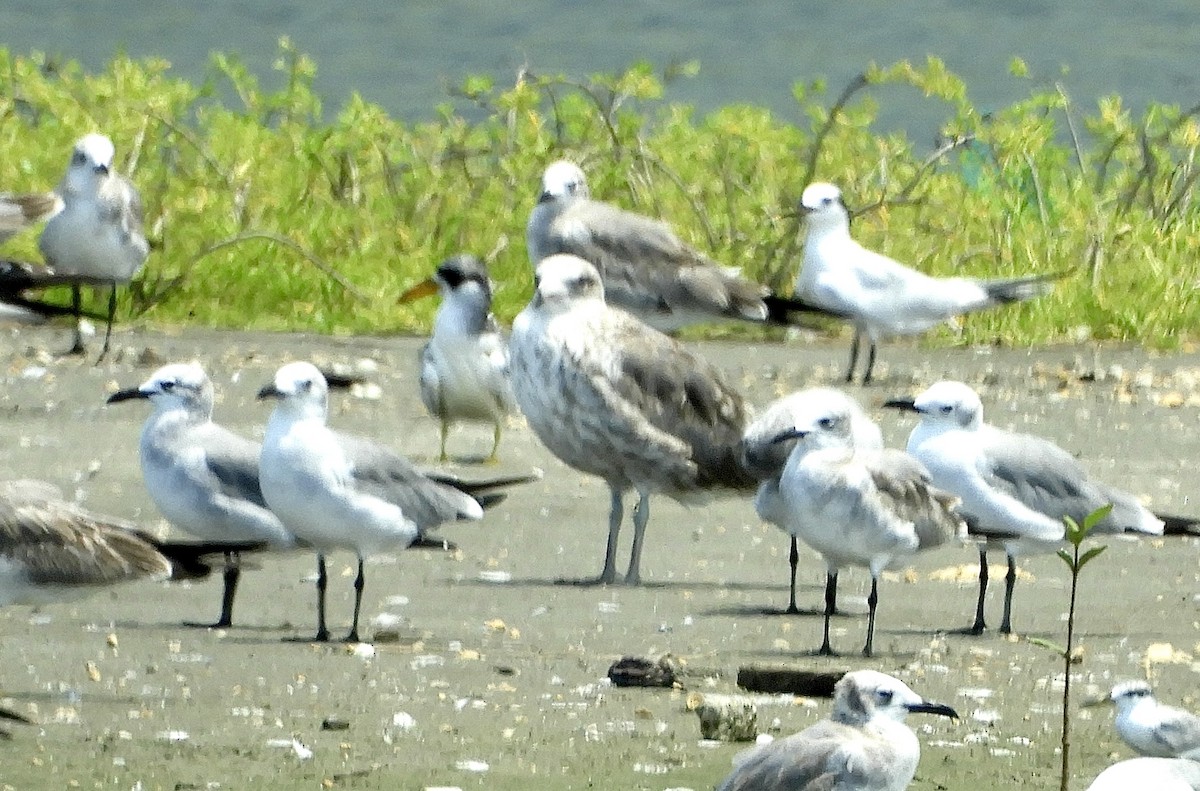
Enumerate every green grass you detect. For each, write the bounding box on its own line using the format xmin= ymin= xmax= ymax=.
xmin=2 ymin=42 xmax=1199 ymax=347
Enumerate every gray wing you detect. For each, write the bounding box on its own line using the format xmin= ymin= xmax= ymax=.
xmin=550 ymin=199 xmax=768 ymax=323
xmin=416 ymin=340 xmax=443 ymax=418
xmin=866 ymin=449 xmax=965 ymax=550
xmin=336 ymin=433 xmax=481 ymax=528
xmin=717 ymin=723 xmax=877 ymax=791
xmin=196 ymin=425 xmax=271 ymax=509
xmin=1152 ymin=709 xmax=1200 ymax=757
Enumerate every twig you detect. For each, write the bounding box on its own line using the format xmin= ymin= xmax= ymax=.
xmin=800 ymin=72 xmax=871 ymax=189
xmin=187 ymin=231 xmax=368 ymax=302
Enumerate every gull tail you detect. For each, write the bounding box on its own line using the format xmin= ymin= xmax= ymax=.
xmin=762 ymin=293 xmax=848 ymax=327
xmin=1158 ymin=513 xmax=1200 ymax=536
xmin=980 ymin=271 xmax=1067 ymax=305
xmin=148 ymin=538 xmax=270 ymax=581
xmin=425 ymin=470 xmax=543 ymax=511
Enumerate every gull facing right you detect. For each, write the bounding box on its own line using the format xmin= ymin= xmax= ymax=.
xmin=509 ymin=253 xmax=755 ymax=585
xmin=397 ymin=253 xmax=516 ymax=462
xmin=796 ymin=182 xmax=1058 ymax=384
xmin=716 ymin=669 xmax=958 ymax=791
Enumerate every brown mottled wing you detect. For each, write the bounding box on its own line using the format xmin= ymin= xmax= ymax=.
xmin=608 ymin=314 xmax=754 ymax=491
xmin=717 ymin=724 xmax=867 ymax=791
xmin=0 ymin=192 xmax=59 ymax=243
xmin=866 ymin=449 xmax=965 ymax=550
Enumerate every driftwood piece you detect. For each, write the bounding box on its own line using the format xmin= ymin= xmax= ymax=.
xmin=736 ymin=666 xmax=847 ymax=697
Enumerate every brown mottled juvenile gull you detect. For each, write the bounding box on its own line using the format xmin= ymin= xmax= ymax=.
xmin=398 ymin=253 xmax=516 ymax=462
xmin=509 ymin=253 xmax=755 ymax=585
xmin=38 ymin=133 xmax=149 ymax=358
xmin=716 ymin=669 xmax=957 ymax=791
xmin=527 ymin=160 xmax=841 ymax=333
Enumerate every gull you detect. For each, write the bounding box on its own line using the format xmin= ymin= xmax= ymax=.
xmin=1086 ymin=758 xmax=1200 ymax=791
xmin=0 ymin=191 xmax=59 ymax=244
xmin=257 ymin=361 xmax=528 ymax=642
xmin=397 ymin=253 xmax=516 ymax=463
xmin=740 ymin=388 xmax=884 ymax=613
xmin=509 ymin=253 xmax=755 ymax=585
xmin=107 ymin=362 xmax=300 ymax=628
xmin=0 ymin=259 xmax=108 ymax=325
xmin=796 ymin=182 xmax=1059 ymax=384
xmin=38 ymin=133 xmax=149 ymax=359
xmin=527 ymin=160 xmax=841 ymax=332
xmin=716 ymin=669 xmax=958 ymax=791
xmin=1093 ymin=680 xmax=1200 ymax=759
xmin=767 ymin=392 xmax=964 ymax=655
xmin=885 ymin=380 xmax=1193 ymax=634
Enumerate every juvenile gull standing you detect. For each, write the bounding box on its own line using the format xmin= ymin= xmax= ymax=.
xmin=1095 ymin=681 xmax=1200 ymax=759
xmin=257 ymin=362 xmax=526 ymax=642
xmin=397 ymin=253 xmax=516 ymax=462
xmin=527 ymin=160 xmax=840 ymax=332
xmin=886 ymin=380 xmax=1189 ymax=634
xmin=107 ymin=362 xmax=299 ymax=628
xmin=767 ymin=392 xmax=964 ymax=655
xmin=38 ymin=133 xmax=149 ymax=358
xmin=740 ymin=388 xmax=884 ymax=613
xmin=796 ymin=182 xmax=1058 ymax=384
xmin=716 ymin=669 xmax=958 ymax=791
xmin=509 ymin=253 xmax=755 ymax=584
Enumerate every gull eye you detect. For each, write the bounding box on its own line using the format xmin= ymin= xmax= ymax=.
xmin=161 ymin=380 xmax=175 ymax=392
xmin=817 ymin=417 xmax=837 ymax=430
xmin=71 ymin=150 xmax=87 ymax=165
xmin=939 ymin=405 xmax=953 ymax=414
xmin=877 ymin=689 xmax=894 ymax=704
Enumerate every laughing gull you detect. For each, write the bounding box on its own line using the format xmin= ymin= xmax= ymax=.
xmin=527 ymin=160 xmax=841 ymax=333
xmin=1086 ymin=758 xmax=1200 ymax=791
xmin=741 ymin=388 xmax=884 ymax=613
xmin=509 ymin=253 xmax=755 ymax=585
xmin=767 ymin=392 xmax=964 ymax=655
xmin=397 ymin=254 xmax=516 ymax=462
xmin=885 ymin=381 xmax=1191 ymax=634
xmin=796 ymin=182 xmax=1059 ymax=384
xmin=38 ymin=133 xmax=149 ymax=359
xmin=107 ymin=362 xmax=299 ymax=628
xmin=0 ymin=191 xmax=59 ymax=244
xmin=1094 ymin=681 xmax=1200 ymax=759
xmin=257 ymin=362 xmax=527 ymax=642
xmin=716 ymin=669 xmax=958 ymax=791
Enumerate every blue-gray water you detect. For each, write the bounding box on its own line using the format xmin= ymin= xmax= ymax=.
xmin=4 ymin=0 xmax=1198 ymax=134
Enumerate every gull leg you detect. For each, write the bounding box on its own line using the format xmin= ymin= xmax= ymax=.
xmin=485 ymin=421 xmax=502 ymax=465
xmin=96 ymin=283 xmax=117 ymax=362
xmin=863 ymin=575 xmax=879 ymax=657
xmin=862 ymin=340 xmax=878 ymax=386
xmin=786 ymin=536 xmax=801 ymax=614
xmin=599 ymin=488 xmax=623 ymax=584
xmin=624 ymin=491 xmax=651 ymax=585
xmin=999 ymin=553 xmax=1018 ymax=635
xmin=346 ymin=557 xmax=365 ymax=643
xmin=438 ymin=419 xmax=450 ymax=462
xmin=315 ymin=553 xmax=331 ymax=642
xmin=184 ymin=551 xmax=239 ymax=629
xmin=970 ymin=548 xmax=989 ymax=634
xmin=818 ymin=570 xmax=838 ymax=656
xmin=65 ymin=285 xmax=86 ymax=355
xmin=844 ymin=330 xmax=861 ymax=383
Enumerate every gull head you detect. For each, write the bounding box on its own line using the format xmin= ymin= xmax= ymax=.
xmin=531 ymin=254 xmax=605 ymax=313
xmin=742 ymin=388 xmax=883 ymax=478
xmin=800 ymin=182 xmax=849 ymax=232
xmin=398 ymin=253 xmax=493 ymax=308
xmin=832 ymin=670 xmax=958 ymax=727
xmin=107 ymin=361 xmax=213 ymax=418
xmin=66 ymin=133 xmax=117 ymax=183
xmin=768 ymin=391 xmax=860 ymax=453
xmin=1109 ymin=680 xmax=1156 ymax=712
xmin=885 ymin=380 xmax=984 ymax=430
xmin=538 ymin=160 xmax=589 ymax=204
xmin=257 ymin=361 xmax=329 ymax=420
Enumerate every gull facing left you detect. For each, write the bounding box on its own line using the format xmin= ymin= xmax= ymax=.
xmin=768 ymin=392 xmax=964 ymax=655
xmin=509 ymin=253 xmax=755 ymax=585
xmin=716 ymin=669 xmax=958 ymax=791
xmin=1098 ymin=680 xmax=1200 ymax=759
xmin=38 ymin=133 xmax=149 ymax=358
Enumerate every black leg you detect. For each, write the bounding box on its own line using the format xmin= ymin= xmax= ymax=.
xmin=863 ymin=576 xmax=879 ymax=657
xmin=66 ymin=285 xmax=85 ymax=355
xmin=968 ymin=548 xmax=989 ymax=634
xmin=862 ymin=341 xmax=878 ymax=386
xmin=818 ymin=571 xmax=838 ymax=656
xmin=315 ymin=554 xmax=331 ymax=642
xmin=216 ymin=559 xmax=239 ymax=628
xmin=347 ymin=557 xmax=365 ymax=642
xmin=1000 ymin=554 xmax=1018 ymax=634
xmin=786 ymin=536 xmax=801 ymax=614
xmin=844 ymin=332 xmax=860 ymax=383
xmin=96 ymin=283 xmax=117 ymax=362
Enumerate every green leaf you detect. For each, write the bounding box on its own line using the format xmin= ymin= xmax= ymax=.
xmin=1077 ymin=545 xmax=1108 ymax=570
xmin=1027 ymin=637 xmax=1067 ymax=656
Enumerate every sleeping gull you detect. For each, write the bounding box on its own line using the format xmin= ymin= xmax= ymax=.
xmin=397 ymin=253 xmax=516 ymax=462
xmin=107 ymin=362 xmax=300 ymax=628
xmin=767 ymin=391 xmax=964 ymax=655
xmin=885 ymin=380 xmax=1193 ymax=634
xmin=38 ymin=133 xmax=149 ymax=359
xmin=257 ymin=361 xmax=529 ymax=642
xmin=715 ymin=669 xmax=958 ymax=791
xmin=1092 ymin=680 xmax=1200 ymax=759
xmin=528 ymin=160 xmax=842 ymax=332
xmin=740 ymin=388 xmax=884 ymax=614
xmin=796 ymin=182 xmax=1059 ymax=384
xmin=509 ymin=253 xmax=755 ymax=584
xmin=1086 ymin=757 xmax=1200 ymax=791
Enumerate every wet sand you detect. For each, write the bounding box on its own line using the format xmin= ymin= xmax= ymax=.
xmin=1 ymin=325 xmax=1198 ymax=790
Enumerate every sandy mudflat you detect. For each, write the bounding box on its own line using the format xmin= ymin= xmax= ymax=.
xmin=1 ymin=324 xmax=1198 ymax=790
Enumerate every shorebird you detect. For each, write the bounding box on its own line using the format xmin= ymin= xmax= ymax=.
xmin=257 ymin=361 xmax=528 ymax=642
xmin=38 ymin=133 xmax=149 ymax=359
xmin=397 ymin=253 xmax=516 ymax=463
xmin=767 ymin=392 xmax=964 ymax=655
xmin=716 ymin=669 xmax=958 ymax=791
xmin=796 ymin=182 xmax=1059 ymax=384
xmin=527 ymin=160 xmax=841 ymax=333
xmin=509 ymin=253 xmax=755 ymax=585
xmin=1086 ymin=758 xmax=1200 ymax=791
xmin=886 ymin=380 xmax=1192 ymax=634
xmin=107 ymin=362 xmax=300 ymax=628
xmin=1090 ymin=681 xmax=1200 ymax=759
xmin=741 ymin=388 xmax=884 ymax=614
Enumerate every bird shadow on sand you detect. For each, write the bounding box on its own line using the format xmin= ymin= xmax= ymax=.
xmin=457 ymin=576 xmax=790 ymax=593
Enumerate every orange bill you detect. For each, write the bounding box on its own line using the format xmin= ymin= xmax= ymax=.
xmin=397 ymin=278 xmax=438 ymax=304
